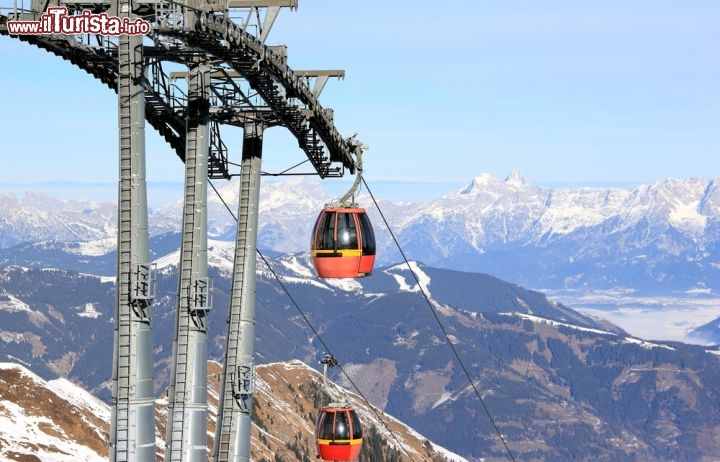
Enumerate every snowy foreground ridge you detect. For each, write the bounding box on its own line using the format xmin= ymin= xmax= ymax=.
xmin=0 ymin=361 xmax=468 ymax=461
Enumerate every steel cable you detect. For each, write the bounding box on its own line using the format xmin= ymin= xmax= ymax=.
xmin=209 ymin=179 xmax=419 ymax=462
xmin=362 ymin=177 xmax=516 ymax=462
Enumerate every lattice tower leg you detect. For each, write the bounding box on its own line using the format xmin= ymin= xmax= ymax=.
xmin=110 ymin=28 xmax=156 ymax=462
xmin=165 ymin=62 xmax=211 ymax=462
xmin=213 ymin=122 xmax=264 ymax=462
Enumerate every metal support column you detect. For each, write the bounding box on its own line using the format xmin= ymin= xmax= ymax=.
xmin=213 ymin=122 xmax=264 ymax=462
xmin=111 ymin=13 xmax=156 ymax=462
xmin=165 ymin=62 xmax=212 ymax=462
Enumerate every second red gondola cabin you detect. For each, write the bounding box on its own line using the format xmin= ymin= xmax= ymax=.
xmin=316 ymin=406 xmax=363 ymax=461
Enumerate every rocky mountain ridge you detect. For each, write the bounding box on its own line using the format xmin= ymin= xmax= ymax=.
xmin=0 ymin=360 xmax=463 ymax=461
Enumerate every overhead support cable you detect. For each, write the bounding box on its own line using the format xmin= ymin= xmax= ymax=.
xmin=361 ymin=177 xmax=517 ymax=462
xmin=260 ymin=158 xmax=311 ymax=176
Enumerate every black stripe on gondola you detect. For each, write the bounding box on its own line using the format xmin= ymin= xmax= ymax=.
xmin=315 ymin=252 xmax=343 ymax=258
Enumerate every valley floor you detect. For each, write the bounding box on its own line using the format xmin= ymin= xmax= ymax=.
xmin=545 ymin=292 xmax=720 ymax=345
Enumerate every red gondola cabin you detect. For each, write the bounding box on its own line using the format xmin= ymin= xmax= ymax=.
xmin=315 ymin=406 xmax=363 ymax=461
xmin=311 ymin=207 xmax=376 ymax=278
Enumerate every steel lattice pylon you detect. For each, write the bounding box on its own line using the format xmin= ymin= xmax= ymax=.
xmin=0 ymin=1 xmax=365 ymax=460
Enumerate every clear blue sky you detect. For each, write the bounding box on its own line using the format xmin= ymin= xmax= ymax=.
xmin=1 ymin=1 xmax=718 ymax=205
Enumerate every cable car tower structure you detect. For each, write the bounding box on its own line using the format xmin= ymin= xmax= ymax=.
xmin=0 ymin=1 xmax=365 ymax=461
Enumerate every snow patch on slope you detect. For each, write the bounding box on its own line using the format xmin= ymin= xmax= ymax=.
xmin=384 ymin=261 xmax=432 ymax=297
xmin=0 ymin=294 xmax=31 ymax=313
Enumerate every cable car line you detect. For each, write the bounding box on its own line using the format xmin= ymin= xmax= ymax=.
xmin=254 ymin=248 xmax=417 ymax=462
xmin=223 ymin=158 xmax=315 ymax=177
xmin=211 ymin=168 xmax=514 ymax=460
xmin=208 ymin=179 xmax=419 ymax=462
xmin=361 ymin=177 xmax=517 ymax=462
xmin=316 ymin=354 xmax=362 ymax=461
xmin=261 ymin=158 xmax=313 ymax=176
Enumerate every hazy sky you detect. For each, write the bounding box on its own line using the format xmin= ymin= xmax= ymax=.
xmin=1 ymin=1 xmax=718 ymax=204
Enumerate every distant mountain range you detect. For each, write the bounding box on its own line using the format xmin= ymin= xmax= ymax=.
xmin=2 ymin=173 xmax=720 ymax=459
xmin=2 ymin=172 xmax=719 ymax=294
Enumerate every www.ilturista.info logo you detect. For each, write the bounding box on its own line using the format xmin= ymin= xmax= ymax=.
xmin=7 ymin=7 xmax=151 ymax=35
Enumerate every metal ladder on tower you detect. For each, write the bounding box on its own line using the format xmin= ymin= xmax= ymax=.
xmin=168 ymin=180 xmax=195 ymax=459
xmin=214 ymin=158 xmax=252 ymax=462
xmin=112 ymin=30 xmax=134 ymax=462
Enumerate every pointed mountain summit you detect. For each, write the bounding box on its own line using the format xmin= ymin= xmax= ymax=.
xmin=459 ymin=173 xmax=501 ymax=195
xmin=459 ymin=170 xmax=530 ymax=195
xmin=503 ymin=169 xmax=529 ymax=188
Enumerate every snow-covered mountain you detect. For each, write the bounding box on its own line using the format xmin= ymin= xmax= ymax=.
xmin=4 ymin=252 xmax=720 ymax=460
xmin=0 ymin=362 xmax=109 ymax=461
xmin=0 ymin=191 xmax=117 ymax=248
xmin=2 ymin=173 xmax=719 ymax=293
xmin=386 ymin=173 xmax=720 ymax=293
xmin=0 ymin=360 xmax=465 ymax=461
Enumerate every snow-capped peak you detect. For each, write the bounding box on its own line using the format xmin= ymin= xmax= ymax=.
xmin=503 ymin=169 xmax=529 ymax=188
xmin=459 ymin=173 xmax=501 ymax=195
xmin=459 ymin=171 xmax=530 ymax=196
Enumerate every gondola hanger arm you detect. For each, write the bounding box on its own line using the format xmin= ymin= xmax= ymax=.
xmin=325 ymin=134 xmax=368 ymax=209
